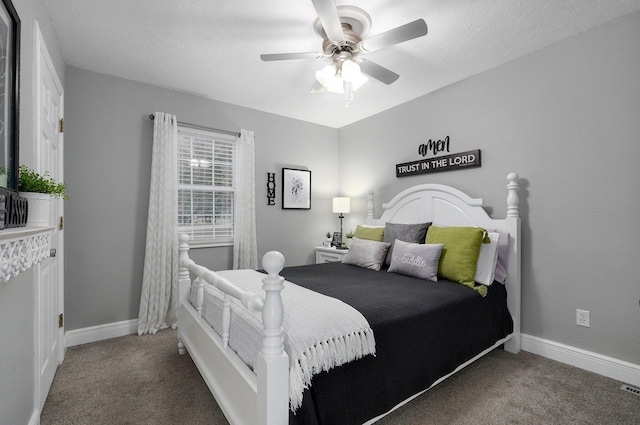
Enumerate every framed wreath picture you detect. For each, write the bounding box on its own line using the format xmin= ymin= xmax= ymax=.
xmin=0 ymin=0 xmax=20 ymax=192
xmin=282 ymin=168 xmax=311 ymax=210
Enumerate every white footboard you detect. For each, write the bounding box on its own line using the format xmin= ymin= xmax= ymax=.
xmin=177 ymin=234 xmax=289 ymax=425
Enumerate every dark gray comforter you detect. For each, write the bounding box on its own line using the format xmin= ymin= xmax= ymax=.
xmin=278 ymin=261 xmax=513 ymax=425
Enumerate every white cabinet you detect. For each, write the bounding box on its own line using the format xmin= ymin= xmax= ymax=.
xmin=315 ymin=246 xmax=348 ymax=264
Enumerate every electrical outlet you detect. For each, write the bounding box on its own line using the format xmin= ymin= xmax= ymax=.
xmin=576 ymin=309 xmax=590 ymax=327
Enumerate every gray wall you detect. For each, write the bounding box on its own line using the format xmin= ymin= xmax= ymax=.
xmin=64 ymin=68 xmax=339 ymax=331
xmin=0 ymin=269 xmax=35 ymax=425
xmin=338 ymin=11 xmax=640 ymax=365
xmin=0 ymin=0 xmax=66 ymax=423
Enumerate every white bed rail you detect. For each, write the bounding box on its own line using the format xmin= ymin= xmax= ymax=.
xmin=177 ymin=234 xmax=289 ymax=425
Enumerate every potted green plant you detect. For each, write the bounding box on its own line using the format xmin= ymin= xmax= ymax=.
xmin=344 ymin=230 xmax=354 ymax=248
xmin=325 ymin=231 xmax=332 ymax=246
xmin=0 ymin=166 xmax=7 ymax=188
xmin=18 ymin=165 xmax=68 ymax=227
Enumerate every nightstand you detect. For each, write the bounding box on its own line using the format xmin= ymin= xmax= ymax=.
xmin=315 ymin=246 xmax=348 ymax=264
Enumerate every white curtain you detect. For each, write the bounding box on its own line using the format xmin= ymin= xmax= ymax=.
xmin=138 ymin=112 xmax=179 ymax=335
xmin=233 ymin=129 xmax=258 ymax=269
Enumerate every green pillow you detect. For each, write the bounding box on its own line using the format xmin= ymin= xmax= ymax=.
xmin=425 ymin=226 xmax=489 ymax=296
xmin=353 ymin=225 xmax=384 ymax=242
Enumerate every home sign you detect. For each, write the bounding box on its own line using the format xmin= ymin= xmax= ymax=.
xmin=267 ymin=172 xmax=276 ymax=205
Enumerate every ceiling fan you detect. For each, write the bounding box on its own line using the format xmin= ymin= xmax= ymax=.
xmin=260 ymin=0 xmax=428 ymax=105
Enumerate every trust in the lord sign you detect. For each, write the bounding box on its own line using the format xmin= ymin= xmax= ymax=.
xmin=396 ymin=136 xmax=481 ymax=177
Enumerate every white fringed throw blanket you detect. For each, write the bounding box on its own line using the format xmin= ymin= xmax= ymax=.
xmin=194 ymin=269 xmax=376 ymax=411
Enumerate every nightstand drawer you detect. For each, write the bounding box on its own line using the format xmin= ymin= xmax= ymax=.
xmin=315 ymin=246 xmax=348 ymax=264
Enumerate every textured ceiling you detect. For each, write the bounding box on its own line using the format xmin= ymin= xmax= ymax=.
xmin=45 ymin=0 xmax=640 ymax=128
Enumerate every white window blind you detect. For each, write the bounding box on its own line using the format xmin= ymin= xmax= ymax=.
xmin=178 ymin=127 xmax=236 ymax=245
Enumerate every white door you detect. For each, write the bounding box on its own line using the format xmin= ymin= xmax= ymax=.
xmin=34 ymin=21 xmax=64 ymax=413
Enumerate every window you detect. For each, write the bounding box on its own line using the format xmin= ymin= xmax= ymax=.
xmin=178 ymin=127 xmax=236 ymax=246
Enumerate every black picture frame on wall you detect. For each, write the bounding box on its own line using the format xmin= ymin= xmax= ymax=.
xmin=0 ymin=0 xmax=23 ymax=229
xmin=0 ymin=0 xmax=20 ymax=191
xmin=281 ymin=168 xmax=311 ymax=210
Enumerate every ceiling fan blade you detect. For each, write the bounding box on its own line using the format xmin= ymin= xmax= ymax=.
xmin=310 ymin=81 xmax=326 ymax=93
xmin=359 ymin=60 xmax=400 ymax=85
xmin=360 ymin=19 xmax=428 ymax=53
xmin=310 ymin=0 xmax=344 ymax=42
xmin=260 ymin=52 xmax=325 ymax=61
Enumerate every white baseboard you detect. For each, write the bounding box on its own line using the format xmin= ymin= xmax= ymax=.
xmin=66 ymin=319 xmax=138 ymax=347
xmin=521 ymin=333 xmax=640 ymax=387
xmin=28 ymin=409 xmax=40 ymax=425
xmin=64 ymin=325 xmax=640 ymax=388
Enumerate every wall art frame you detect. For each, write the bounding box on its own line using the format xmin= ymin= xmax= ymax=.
xmin=281 ymin=168 xmax=311 ymax=210
xmin=0 ymin=0 xmax=22 ymax=230
xmin=331 ymin=231 xmax=342 ymax=248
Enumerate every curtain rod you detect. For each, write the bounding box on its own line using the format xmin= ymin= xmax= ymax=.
xmin=148 ymin=114 xmax=240 ymax=137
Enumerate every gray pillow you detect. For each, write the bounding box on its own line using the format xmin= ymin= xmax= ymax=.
xmin=383 ymin=222 xmax=431 ymax=266
xmin=387 ymin=240 xmax=444 ymax=282
xmin=342 ymin=237 xmax=391 ymax=271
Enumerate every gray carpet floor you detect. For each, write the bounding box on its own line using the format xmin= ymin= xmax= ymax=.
xmin=41 ymin=329 xmax=640 ymax=424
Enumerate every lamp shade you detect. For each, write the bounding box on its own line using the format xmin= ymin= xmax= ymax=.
xmin=350 ymin=70 xmax=368 ymax=91
xmin=316 ymin=64 xmax=343 ymax=93
xmin=332 ymin=197 xmax=351 ymax=214
xmin=340 ymin=59 xmax=360 ymax=82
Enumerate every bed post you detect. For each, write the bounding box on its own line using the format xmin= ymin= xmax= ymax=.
xmin=504 ymin=173 xmax=521 ymax=354
xmin=257 ymin=251 xmax=289 ymax=425
xmin=177 ymin=234 xmax=193 ymax=355
xmin=366 ymin=190 xmax=374 ymax=223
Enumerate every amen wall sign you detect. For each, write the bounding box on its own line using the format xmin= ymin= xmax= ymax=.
xmin=396 ymin=136 xmax=481 ymax=177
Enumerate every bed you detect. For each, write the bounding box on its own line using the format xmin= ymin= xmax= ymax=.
xmin=177 ymin=173 xmax=521 ymax=425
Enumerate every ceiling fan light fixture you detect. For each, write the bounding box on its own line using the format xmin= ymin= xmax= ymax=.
xmin=261 ymin=2 xmax=429 ymax=106
xmin=315 ymin=64 xmax=336 ymax=85
xmin=316 ymin=59 xmax=368 ymax=98
xmin=340 ymin=59 xmax=360 ymax=82
xmin=350 ymin=68 xmax=368 ymax=91
xmin=315 ymin=64 xmax=343 ymax=93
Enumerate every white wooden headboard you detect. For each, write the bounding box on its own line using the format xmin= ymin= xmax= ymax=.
xmin=365 ymin=173 xmax=521 ymax=353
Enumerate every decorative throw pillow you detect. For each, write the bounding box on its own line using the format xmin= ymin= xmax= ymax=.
xmin=474 ymin=232 xmax=500 ymax=285
xmin=387 ymin=240 xmax=443 ymax=282
xmin=342 ymin=237 xmax=390 ymax=271
xmin=425 ymin=226 xmax=489 ymax=296
xmin=383 ymin=222 xmax=431 ymax=266
xmin=353 ymin=225 xmax=385 ymax=242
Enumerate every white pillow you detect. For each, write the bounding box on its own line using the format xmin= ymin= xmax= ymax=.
xmin=489 ymin=229 xmax=509 ymax=284
xmin=474 ymin=232 xmax=500 ymax=285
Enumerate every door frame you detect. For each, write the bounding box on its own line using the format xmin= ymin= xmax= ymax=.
xmin=33 ymin=19 xmax=64 ymax=413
